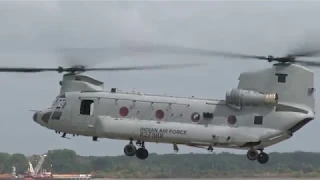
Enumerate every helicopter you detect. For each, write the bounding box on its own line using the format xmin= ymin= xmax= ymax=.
xmin=2 ymin=42 xmax=319 ymax=164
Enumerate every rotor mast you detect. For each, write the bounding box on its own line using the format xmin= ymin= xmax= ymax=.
xmin=59 ymin=73 xmax=104 ymax=94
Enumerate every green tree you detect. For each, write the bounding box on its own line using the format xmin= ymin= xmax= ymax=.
xmin=2 ymin=149 xmax=320 ymax=178
xmin=10 ymin=153 xmax=28 ymax=174
xmin=0 ymin=153 xmax=11 ymax=173
xmin=43 ymin=149 xmax=78 ymax=173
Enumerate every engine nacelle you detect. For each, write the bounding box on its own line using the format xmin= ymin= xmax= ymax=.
xmin=225 ymin=88 xmax=278 ymax=106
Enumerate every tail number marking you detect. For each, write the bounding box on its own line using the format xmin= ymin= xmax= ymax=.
xmin=139 ymin=127 xmax=187 ymax=139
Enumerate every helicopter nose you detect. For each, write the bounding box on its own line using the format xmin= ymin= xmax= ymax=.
xmin=33 ymin=112 xmax=38 ymax=123
xmin=32 ymin=110 xmax=51 ymax=126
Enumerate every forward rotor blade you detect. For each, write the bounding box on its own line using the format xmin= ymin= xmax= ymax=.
xmin=0 ymin=63 xmax=202 ymax=73
xmin=84 ymin=63 xmax=203 ymax=72
xmin=0 ymin=67 xmax=60 ymax=73
xmin=127 ymin=43 xmax=269 ymax=61
xmin=59 ymin=44 xmax=269 ymax=62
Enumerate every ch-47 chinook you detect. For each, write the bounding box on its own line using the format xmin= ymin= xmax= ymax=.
xmin=2 ymin=44 xmax=319 ymax=164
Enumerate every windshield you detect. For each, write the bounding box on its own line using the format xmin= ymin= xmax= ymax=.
xmin=51 ymin=98 xmax=58 ymax=107
xmin=56 ymin=98 xmax=66 ymax=109
xmin=51 ymin=93 xmax=66 ymax=108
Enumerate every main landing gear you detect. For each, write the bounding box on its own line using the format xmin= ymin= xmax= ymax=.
xmin=246 ymin=148 xmax=269 ymax=164
xmin=124 ymin=139 xmax=149 ymax=160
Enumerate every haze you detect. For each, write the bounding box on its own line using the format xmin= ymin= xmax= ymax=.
xmin=0 ymin=0 xmax=319 ymax=156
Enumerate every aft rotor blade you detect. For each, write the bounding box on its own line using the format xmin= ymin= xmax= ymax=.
xmin=287 ymin=37 xmax=320 ymax=57
xmin=84 ymin=63 xmax=203 ymax=71
xmin=294 ymin=59 xmax=320 ymax=67
xmin=288 ymin=50 xmax=320 ymax=57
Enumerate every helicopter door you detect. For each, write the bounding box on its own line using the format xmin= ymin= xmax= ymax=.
xmin=75 ymin=98 xmax=98 ymax=133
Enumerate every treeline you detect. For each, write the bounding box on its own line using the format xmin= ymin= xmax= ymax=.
xmin=1 ymin=149 xmax=320 ymax=178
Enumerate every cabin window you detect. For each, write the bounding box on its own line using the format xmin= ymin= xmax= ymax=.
xmin=203 ymin=112 xmax=213 ymax=119
xmin=80 ymin=100 xmax=94 ymax=115
xmin=275 ymin=73 xmax=287 ymax=83
xmin=254 ymin=116 xmax=263 ymax=125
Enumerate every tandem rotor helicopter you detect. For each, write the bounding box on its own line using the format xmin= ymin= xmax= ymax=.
xmin=2 ymin=42 xmax=320 ymax=164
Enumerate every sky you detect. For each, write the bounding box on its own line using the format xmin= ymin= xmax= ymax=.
xmin=0 ymin=0 xmax=320 ymax=156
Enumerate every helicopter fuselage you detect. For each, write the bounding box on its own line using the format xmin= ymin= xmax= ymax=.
xmin=33 ymin=89 xmax=313 ymax=150
xmin=32 ymin=63 xmax=316 ymax=163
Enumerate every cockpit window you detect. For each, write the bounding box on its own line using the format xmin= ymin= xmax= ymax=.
xmin=51 ymin=93 xmax=66 ymax=108
xmin=51 ymin=111 xmax=62 ymax=120
xmin=55 ymin=99 xmax=66 ymax=109
xmin=58 ymin=93 xmax=66 ymax=98
xmin=41 ymin=112 xmax=52 ymax=123
xmin=51 ymin=98 xmax=58 ymax=107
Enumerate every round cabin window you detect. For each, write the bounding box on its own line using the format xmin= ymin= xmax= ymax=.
xmin=228 ymin=115 xmax=237 ymax=125
xmin=119 ymin=107 xmax=129 ymax=117
xmin=191 ymin=112 xmax=200 ymax=122
xmin=155 ymin=110 xmax=164 ymax=120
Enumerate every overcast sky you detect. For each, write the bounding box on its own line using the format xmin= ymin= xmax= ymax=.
xmin=0 ymin=0 xmax=320 ymax=156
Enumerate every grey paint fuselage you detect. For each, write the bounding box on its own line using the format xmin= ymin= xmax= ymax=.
xmin=33 ymin=63 xmax=315 ymax=151
xmin=34 ymin=88 xmax=312 ymax=150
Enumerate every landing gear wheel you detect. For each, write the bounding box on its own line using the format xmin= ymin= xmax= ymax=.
xmin=136 ymin=148 xmax=149 ymax=160
xmin=124 ymin=144 xmax=137 ymax=156
xmin=136 ymin=140 xmax=142 ymax=147
xmin=257 ymin=152 xmax=269 ymax=164
xmin=173 ymin=143 xmax=179 ymax=153
xmin=247 ymin=148 xmax=259 ymax=161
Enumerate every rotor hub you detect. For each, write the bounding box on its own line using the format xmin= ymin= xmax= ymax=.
xmin=68 ymin=65 xmax=86 ymax=73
